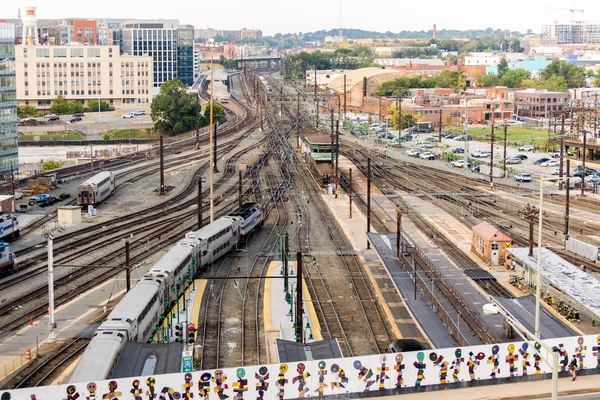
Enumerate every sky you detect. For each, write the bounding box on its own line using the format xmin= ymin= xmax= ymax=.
xmin=5 ymin=0 xmax=599 ymax=36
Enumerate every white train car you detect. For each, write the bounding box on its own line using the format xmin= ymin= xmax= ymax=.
xmin=69 ymin=331 xmax=125 ymax=384
xmin=77 ymin=171 xmax=115 ymax=206
xmin=228 ymin=202 xmax=262 ymax=236
xmin=0 ymin=214 xmax=19 ymax=241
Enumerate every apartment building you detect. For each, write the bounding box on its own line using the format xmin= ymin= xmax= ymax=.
xmin=240 ymin=28 xmax=262 ymax=40
xmin=72 ymin=20 xmax=97 ymax=45
xmin=15 ymin=45 xmax=153 ymax=110
xmin=515 ymin=89 xmax=569 ymax=119
xmin=0 ymin=23 xmax=18 ymax=179
xmin=543 ymin=21 xmax=600 ymax=45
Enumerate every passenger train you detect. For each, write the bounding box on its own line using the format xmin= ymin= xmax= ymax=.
xmin=76 ymin=171 xmax=116 ymax=206
xmin=69 ymin=202 xmax=263 ymax=384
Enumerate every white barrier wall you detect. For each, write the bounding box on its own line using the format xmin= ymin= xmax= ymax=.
xmin=4 ymin=335 xmax=599 ymax=400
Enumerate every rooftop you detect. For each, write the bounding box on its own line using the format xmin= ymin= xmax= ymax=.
xmin=472 ymin=222 xmax=512 ymax=242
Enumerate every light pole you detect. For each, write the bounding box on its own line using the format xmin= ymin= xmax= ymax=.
xmin=301 ymin=315 xmax=313 ymax=343
xmin=209 ymin=38 xmax=215 ymax=223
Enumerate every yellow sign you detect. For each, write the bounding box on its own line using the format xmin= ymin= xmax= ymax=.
xmin=504 ymin=242 xmax=512 ymax=249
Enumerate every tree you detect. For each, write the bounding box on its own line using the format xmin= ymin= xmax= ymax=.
xmin=522 ymin=76 xmax=568 ymax=92
xmin=500 ymin=68 xmax=531 ymax=88
xmin=219 ymin=55 xmax=237 ymax=70
xmin=51 ymin=94 xmax=70 ymax=115
xmin=497 ymin=57 xmax=509 ymax=78
xmin=540 ymin=60 xmax=586 ymax=89
xmin=151 ymin=79 xmax=198 ymax=134
xmin=595 ymin=72 xmax=600 ymax=88
xmin=86 ymin=99 xmax=109 ymax=112
xmin=208 ymin=102 xmax=227 ymax=124
xmin=427 ymin=70 xmax=467 ymax=92
xmin=17 ymin=105 xmax=39 ymax=119
xmin=479 ymin=73 xmax=501 ymax=87
xmin=40 ymin=159 xmax=65 ymax=172
xmin=387 ymin=107 xmax=419 ymax=130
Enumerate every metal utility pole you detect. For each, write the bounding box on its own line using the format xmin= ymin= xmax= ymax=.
xmin=295 ymin=251 xmax=303 ymax=343
xmin=396 ymin=209 xmax=403 ymax=258
xmin=314 ymin=68 xmax=317 ymax=100
xmin=9 ymin=162 xmax=15 ymax=196
xmin=438 ymin=111 xmax=442 ymax=142
xmin=316 ymin=93 xmax=319 ymax=129
xmin=238 ymin=169 xmax=243 ymax=208
xmin=90 ymin=143 xmax=94 ymax=173
xmin=522 ymin=203 xmax=539 ymax=257
xmin=209 ymin=40 xmax=215 ymax=223
xmin=490 ymin=112 xmax=495 ymax=189
xmin=349 ymin=168 xmax=353 ymax=219
xmin=335 ymin=120 xmax=340 ymax=196
xmin=198 ymin=178 xmax=203 ymax=229
xmin=397 ymin=96 xmax=401 ymax=131
xmin=367 ymin=158 xmax=371 ymax=250
xmin=565 ymin=160 xmax=570 ymax=242
xmin=464 ymin=98 xmax=470 ymax=169
xmin=581 ymin=116 xmax=587 ymax=197
xmin=503 ymin=125 xmax=508 ymax=178
xmin=330 ymin=109 xmax=335 ymax=168
xmin=195 ymin=93 xmax=200 ymax=150
xmin=343 ymin=74 xmax=347 ymax=119
xmin=159 ymin=136 xmax=166 ymax=195
xmin=297 ymin=92 xmax=301 ymax=148
xmin=213 ymin=122 xmax=218 ymax=173
xmin=283 ymin=234 xmax=289 ymax=293
xmin=47 ymin=231 xmax=56 ymax=341
xmin=125 ymin=240 xmax=131 ymax=292
xmin=559 ymin=115 xmax=565 ymax=190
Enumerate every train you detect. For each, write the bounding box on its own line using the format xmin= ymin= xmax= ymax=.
xmin=76 ymin=171 xmax=116 ymax=206
xmin=0 ymin=242 xmax=17 ymax=276
xmin=0 ymin=214 xmax=19 ymax=241
xmin=258 ymin=75 xmax=273 ymax=93
xmin=69 ymin=202 xmax=263 ymax=384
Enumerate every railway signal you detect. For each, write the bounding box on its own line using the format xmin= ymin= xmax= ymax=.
xmin=175 ymin=323 xmax=183 ymax=342
xmin=188 ymin=324 xmax=196 ymax=344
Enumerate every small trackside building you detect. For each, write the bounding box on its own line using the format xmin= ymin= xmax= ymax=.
xmin=471 ymin=222 xmax=512 ymax=267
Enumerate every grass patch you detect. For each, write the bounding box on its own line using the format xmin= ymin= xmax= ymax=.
xmin=104 ymin=128 xmax=159 ymax=140
xmin=19 ymin=130 xmax=85 ymax=142
xmin=447 ymin=125 xmax=552 ymax=148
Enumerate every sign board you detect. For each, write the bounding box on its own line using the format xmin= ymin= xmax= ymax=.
xmin=239 ymin=163 xmax=247 ymax=172
xmin=181 ymin=350 xmax=193 ymax=373
xmin=504 ymin=242 xmax=512 ymax=249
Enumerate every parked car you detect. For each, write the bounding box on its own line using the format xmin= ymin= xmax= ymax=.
xmin=72 ymin=113 xmax=85 ymax=118
xmin=400 ymin=134 xmax=413 ymax=141
xmin=549 ymin=151 xmax=560 ymax=158
xmin=407 ymin=148 xmax=422 ymax=157
xmin=419 ymin=152 xmax=435 ymax=160
xmin=446 ymin=134 xmax=456 ymax=139
xmin=541 ymin=160 xmax=559 ymax=168
xmin=28 ymin=197 xmax=39 ymax=206
xmin=551 ymin=167 xmax=560 ymax=175
xmin=13 ymin=191 xmax=24 ymax=200
xmin=456 ymin=135 xmax=473 ymax=141
xmin=471 ymin=149 xmax=491 ymax=158
xmin=59 ymin=192 xmax=71 ymax=199
xmin=451 ymin=159 xmax=471 ymax=168
xmin=519 ymin=145 xmax=535 ymax=152
xmin=122 ymin=113 xmax=135 ymax=119
xmin=70 ymin=116 xmax=82 ymax=123
xmin=515 ymin=173 xmax=533 ymax=182
xmin=513 ymin=154 xmax=528 ymax=160
xmin=453 ymin=147 xmax=465 ymax=154
xmin=47 ymin=116 xmax=60 ymax=121
xmin=422 ymin=142 xmax=435 ymax=148
xmin=505 ymin=157 xmax=522 ymax=165
xmin=20 ymin=117 xmax=37 ymax=122
xmin=43 ymin=114 xmax=57 ymax=120
xmin=584 ymin=174 xmax=600 ymax=183
xmin=533 ymin=157 xmax=551 ymax=165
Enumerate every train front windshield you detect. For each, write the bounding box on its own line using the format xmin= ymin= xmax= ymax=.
xmin=78 ymin=187 xmax=94 ymax=204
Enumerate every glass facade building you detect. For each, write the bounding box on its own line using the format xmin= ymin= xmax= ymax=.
xmin=176 ymin=27 xmax=194 ymax=86
xmin=0 ymin=23 xmax=17 ymax=181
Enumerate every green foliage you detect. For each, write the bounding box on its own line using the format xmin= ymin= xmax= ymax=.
xmin=500 ymin=68 xmax=531 ymax=88
xmin=17 ymin=105 xmax=39 ymax=119
xmin=19 ymin=131 xmax=85 ymax=142
xmin=50 ymin=94 xmax=86 ymax=114
xmin=210 ymin=102 xmax=227 ymax=124
xmin=387 ymin=107 xmax=419 ymax=130
xmin=283 ymin=48 xmax=374 ymax=79
xmin=219 ymin=55 xmax=237 ymax=70
xmin=595 ymin=72 xmax=600 ymax=88
xmin=151 ymin=79 xmax=200 ymax=134
xmin=40 ymin=159 xmax=65 ymax=172
xmin=479 ymin=74 xmax=501 ymax=87
xmin=540 ymin=60 xmax=586 ymax=89
xmin=375 ymin=70 xmax=466 ymax=95
xmin=85 ymin=99 xmax=110 ymax=112
xmin=522 ymin=75 xmax=568 ymax=92
xmin=101 ymin=133 xmax=111 ymax=141
xmin=497 ymin=57 xmax=509 ymax=78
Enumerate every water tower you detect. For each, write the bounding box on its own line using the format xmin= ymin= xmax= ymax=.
xmin=22 ymin=7 xmax=39 ymax=45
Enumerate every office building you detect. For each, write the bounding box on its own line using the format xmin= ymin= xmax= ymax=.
xmin=15 ymin=45 xmax=153 ymax=110
xmin=177 ymin=26 xmax=194 ymax=86
xmin=515 ymin=89 xmax=569 ymax=119
xmin=72 ymin=20 xmax=97 ymax=45
xmin=121 ymin=20 xmax=179 ymax=93
xmin=0 ymin=23 xmax=18 ymax=180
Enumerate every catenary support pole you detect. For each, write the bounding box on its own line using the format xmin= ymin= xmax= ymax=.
xmin=125 ymin=240 xmax=131 ymax=292
xmin=335 ymin=120 xmax=340 ymax=198
xmin=196 ymin=93 xmax=200 ymax=150
xmin=559 ymin=115 xmax=565 ymax=190
xmin=213 ymin=122 xmax=218 ymax=173
xmin=396 ymin=209 xmax=402 ymax=258
xmin=367 ymin=158 xmax=371 ymax=249
xmin=47 ymin=234 xmax=56 ymax=341
xmin=159 ymin=136 xmax=166 ymax=195
xmin=349 ymin=168 xmax=353 ymax=219
xmin=535 ymin=176 xmax=544 ymax=339
xmin=503 ymin=125 xmax=508 ymax=178
xmin=295 ymin=251 xmax=303 ymax=343
xmin=239 ymin=169 xmax=243 ymax=208
xmin=490 ymin=114 xmax=495 ymax=189
xmin=284 ymin=234 xmax=289 ymax=293
xmin=198 ymin=178 xmax=203 ymax=229
xmin=565 ymin=159 xmax=570 ymax=242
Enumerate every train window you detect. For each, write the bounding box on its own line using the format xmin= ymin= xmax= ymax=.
xmin=126 ymin=318 xmax=133 ymax=323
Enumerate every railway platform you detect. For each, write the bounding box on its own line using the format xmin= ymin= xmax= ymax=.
xmin=263 ymin=261 xmax=323 ymax=363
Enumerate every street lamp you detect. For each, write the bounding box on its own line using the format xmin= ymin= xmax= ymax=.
xmin=302 ymin=315 xmax=313 ymax=343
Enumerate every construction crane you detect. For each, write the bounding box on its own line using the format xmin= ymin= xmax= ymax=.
xmin=543 ymin=4 xmax=584 ymax=21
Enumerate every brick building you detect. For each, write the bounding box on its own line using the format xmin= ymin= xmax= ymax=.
xmin=72 ymin=20 xmax=97 ymax=45
xmin=515 ymin=89 xmax=569 ymax=119
xmin=471 ymin=223 xmax=512 ymax=267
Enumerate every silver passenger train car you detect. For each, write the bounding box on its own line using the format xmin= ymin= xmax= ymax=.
xmin=77 ymin=171 xmax=115 ymax=206
xmin=69 ymin=203 xmax=263 ymax=384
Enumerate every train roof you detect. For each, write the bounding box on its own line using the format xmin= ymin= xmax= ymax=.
xmin=70 ymin=332 xmax=124 ymax=384
xmin=108 ymin=280 xmax=160 ymax=320
xmin=150 ymin=246 xmax=193 ymax=274
xmin=80 ymin=171 xmax=114 ymax=186
xmin=228 ymin=202 xmax=260 ymax=220
xmin=193 ymin=217 xmax=234 ymax=240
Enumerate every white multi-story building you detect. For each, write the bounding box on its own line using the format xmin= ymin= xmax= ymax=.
xmin=120 ymin=20 xmax=179 ymax=93
xmin=15 ymin=44 xmax=153 ymax=110
xmin=305 ymin=69 xmax=348 ymax=88
xmin=543 ymin=21 xmax=600 ymax=45
xmin=464 ymin=52 xmax=501 ymax=66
